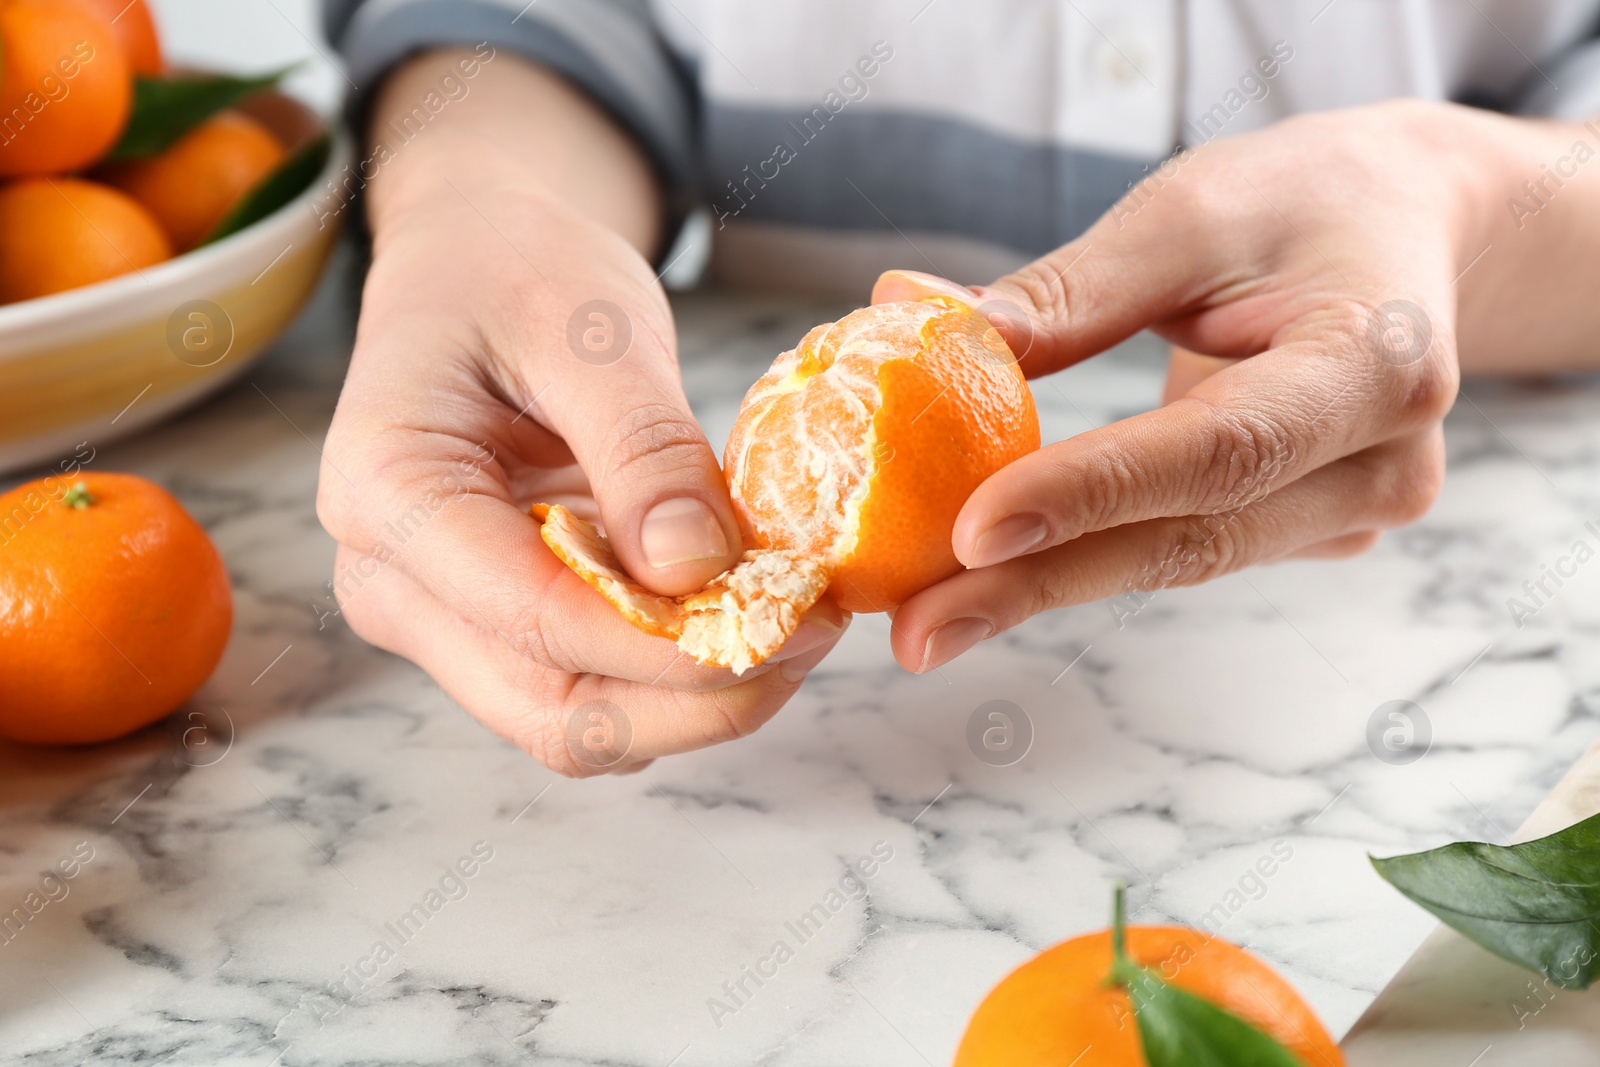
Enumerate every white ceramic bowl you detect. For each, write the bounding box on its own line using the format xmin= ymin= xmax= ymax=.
xmin=0 ymin=91 xmax=351 ymax=475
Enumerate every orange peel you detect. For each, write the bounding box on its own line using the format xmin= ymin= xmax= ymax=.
xmin=534 ymin=503 xmax=830 ymax=675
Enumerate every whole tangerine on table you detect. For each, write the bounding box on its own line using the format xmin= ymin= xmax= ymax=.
xmin=77 ymin=0 xmax=163 ymax=76
xmin=0 ymin=473 xmax=232 ymax=746
xmin=534 ymin=297 xmax=1041 ymax=672
xmin=0 ymin=177 xmax=171 ymax=303
xmin=0 ymin=0 xmax=132 ymax=177
xmin=954 ymin=887 xmax=1345 ymax=1067
xmin=99 ymin=110 xmax=286 ymax=251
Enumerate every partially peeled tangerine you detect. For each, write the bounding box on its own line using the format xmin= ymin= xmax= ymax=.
xmin=532 ymin=297 xmax=1041 ymax=673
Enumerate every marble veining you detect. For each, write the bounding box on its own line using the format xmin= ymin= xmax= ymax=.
xmin=4 ymin=244 xmax=1600 ymax=1064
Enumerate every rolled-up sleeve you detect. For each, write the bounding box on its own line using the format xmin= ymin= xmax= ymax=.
xmin=1517 ymin=34 xmax=1600 ymax=119
xmin=323 ymin=0 xmax=698 ymax=216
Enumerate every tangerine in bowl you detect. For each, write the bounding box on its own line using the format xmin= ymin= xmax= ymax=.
xmin=0 ymin=0 xmax=350 ymax=474
xmin=0 ymin=86 xmax=350 ymax=475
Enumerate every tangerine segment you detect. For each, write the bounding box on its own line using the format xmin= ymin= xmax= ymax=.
xmin=725 ymin=299 xmax=1039 ymax=613
xmin=954 ymin=926 xmax=1344 ymax=1067
xmin=533 ymin=504 xmax=829 ymax=674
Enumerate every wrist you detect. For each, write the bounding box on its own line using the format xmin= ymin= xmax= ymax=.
xmin=1377 ymin=101 xmax=1511 ymax=272
xmin=365 ymin=125 xmax=528 ymax=234
xmin=1420 ymin=104 xmax=1600 ymax=370
xmin=363 ymin=48 xmax=664 ymax=256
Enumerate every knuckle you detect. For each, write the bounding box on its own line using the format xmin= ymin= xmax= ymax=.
xmin=1070 ymin=451 xmax=1145 ymax=537
xmin=1002 ymin=259 xmax=1075 ymax=336
xmin=598 ymin=402 xmax=712 ymax=483
xmin=315 ymin=462 xmax=365 ymax=546
xmin=1190 ymin=399 xmax=1292 ymax=513
xmin=679 ymin=664 xmax=746 ymax=694
xmin=1024 ymin=570 xmax=1064 ymax=620
xmin=1328 ymin=530 xmax=1383 ymax=558
xmin=1156 ymin=169 xmax=1222 ymax=217
xmin=522 ymin=711 xmax=594 ymax=779
xmin=337 ymin=586 xmax=390 ymax=649
xmin=316 ymin=443 xmax=398 ymax=549
xmin=501 ymin=592 xmax=580 ymax=674
xmin=480 ymin=666 xmax=603 ymax=778
xmin=511 ymin=676 xmax=603 ymax=779
xmin=696 ymin=678 xmax=792 ymax=747
xmin=701 ymin=693 xmax=766 ymax=745
xmin=1384 ymin=435 xmax=1447 ymax=527
xmin=1398 ymin=355 xmax=1460 ymax=427
xmin=1146 ymin=513 xmax=1250 ymax=589
xmin=1186 ymin=516 xmax=1249 ymax=584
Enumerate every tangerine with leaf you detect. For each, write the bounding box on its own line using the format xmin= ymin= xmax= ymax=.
xmin=99 ymin=109 xmax=286 ymax=251
xmin=954 ymin=886 xmax=1346 ymax=1066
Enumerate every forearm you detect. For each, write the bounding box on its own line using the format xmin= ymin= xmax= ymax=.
xmin=1452 ymin=108 xmax=1600 ymax=374
xmin=363 ymin=48 xmax=664 ymax=258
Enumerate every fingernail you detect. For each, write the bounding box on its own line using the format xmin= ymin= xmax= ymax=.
xmin=920 ymin=617 xmax=993 ymax=672
xmin=969 ymin=514 xmax=1049 ymax=568
xmin=640 ymin=497 xmax=728 ymax=568
xmin=771 ymin=616 xmax=845 ymax=663
xmin=781 ymin=642 xmax=835 ymax=683
xmin=876 ymin=269 xmax=979 ymax=307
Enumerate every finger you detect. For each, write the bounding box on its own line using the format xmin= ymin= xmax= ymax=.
xmin=770 ymin=599 xmax=852 ymax=662
xmin=1288 ymin=530 xmax=1382 ymax=559
xmin=874 ymin=148 xmax=1459 ymax=381
xmin=320 ymin=325 xmax=740 ymax=682
xmin=950 ymin=335 xmax=1456 ymax=569
xmin=893 ymin=430 xmax=1443 ymax=671
xmin=1163 ymin=345 xmax=1241 ymax=406
xmin=333 ymin=547 xmax=841 ymax=775
xmin=530 ymin=296 xmax=742 ymax=597
xmin=324 ymin=439 xmax=845 ymax=687
xmin=614 ymin=759 xmax=657 ymax=775
xmin=324 ymin=470 xmax=758 ymax=689
xmin=346 ymin=250 xmax=741 ymax=599
xmin=871 ymin=162 xmax=1237 ymax=375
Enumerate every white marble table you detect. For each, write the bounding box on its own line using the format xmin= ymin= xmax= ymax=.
xmin=5 ymin=243 xmax=1600 ymax=1065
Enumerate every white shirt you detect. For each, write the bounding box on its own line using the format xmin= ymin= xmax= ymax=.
xmin=326 ymin=0 xmax=1600 ymax=293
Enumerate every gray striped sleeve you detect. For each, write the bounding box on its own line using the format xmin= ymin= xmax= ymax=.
xmin=1517 ymin=34 xmax=1600 ymax=118
xmin=322 ymin=0 xmax=365 ymax=41
xmin=325 ymin=0 xmax=697 ymax=219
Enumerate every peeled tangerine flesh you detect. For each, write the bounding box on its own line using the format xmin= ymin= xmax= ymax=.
xmin=533 ymin=503 xmax=830 ymax=675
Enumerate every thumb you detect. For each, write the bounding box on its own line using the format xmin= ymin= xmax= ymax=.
xmin=562 ymin=385 xmax=742 ymax=598
xmin=873 ymin=204 xmax=1227 ymax=377
xmin=539 ymin=317 xmax=741 ymax=599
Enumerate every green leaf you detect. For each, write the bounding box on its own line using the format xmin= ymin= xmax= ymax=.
xmin=202 ymin=133 xmax=332 ymax=245
xmin=1104 ymin=884 xmax=1310 ymax=1067
xmin=109 ymin=68 xmax=295 ymax=160
xmin=1120 ymin=964 xmax=1310 ymax=1067
xmin=1372 ymin=811 xmax=1600 ymax=990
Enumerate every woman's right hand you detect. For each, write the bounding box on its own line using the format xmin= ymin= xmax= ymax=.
xmin=316 ymin=52 xmax=846 ymax=775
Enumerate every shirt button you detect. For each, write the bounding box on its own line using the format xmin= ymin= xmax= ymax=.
xmin=1098 ymin=38 xmax=1149 ymax=85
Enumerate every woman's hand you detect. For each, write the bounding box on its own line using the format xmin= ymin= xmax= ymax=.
xmin=877 ymin=99 xmax=1600 ymax=673
xmin=317 ymin=52 xmax=845 ymax=774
